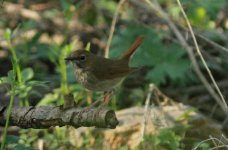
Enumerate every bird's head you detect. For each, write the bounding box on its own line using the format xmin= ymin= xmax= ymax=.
xmin=65 ymin=49 xmax=93 ymax=69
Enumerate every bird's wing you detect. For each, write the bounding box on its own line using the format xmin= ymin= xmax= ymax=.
xmin=91 ymin=57 xmax=137 ymax=80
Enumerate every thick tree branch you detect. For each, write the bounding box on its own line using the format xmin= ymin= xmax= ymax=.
xmin=0 ymin=105 xmax=119 ymax=129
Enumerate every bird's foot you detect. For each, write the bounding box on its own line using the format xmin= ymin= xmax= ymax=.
xmin=95 ymin=90 xmax=115 ymax=110
xmin=81 ymin=90 xmax=115 ymax=111
xmin=82 ymin=99 xmax=103 ymax=111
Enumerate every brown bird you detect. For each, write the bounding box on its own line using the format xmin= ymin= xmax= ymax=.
xmin=65 ymin=36 xmax=144 ymax=105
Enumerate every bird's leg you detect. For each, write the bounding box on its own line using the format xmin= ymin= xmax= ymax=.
xmin=86 ymin=90 xmax=115 ymax=107
xmin=81 ymin=94 xmax=104 ymax=111
xmin=81 ymin=90 xmax=115 ymax=111
xmin=103 ymin=90 xmax=114 ymax=105
xmin=97 ymin=90 xmax=115 ymax=109
xmin=82 ymin=90 xmax=115 ymax=110
xmin=88 ymin=98 xmax=102 ymax=107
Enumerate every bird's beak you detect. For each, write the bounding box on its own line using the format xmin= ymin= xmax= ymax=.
xmin=65 ymin=57 xmax=80 ymax=65
xmin=64 ymin=56 xmax=73 ymax=61
xmin=65 ymin=57 xmax=75 ymax=62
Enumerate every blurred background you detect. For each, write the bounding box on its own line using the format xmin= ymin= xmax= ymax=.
xmin=0 ymin=0 xmax=228 ymax=149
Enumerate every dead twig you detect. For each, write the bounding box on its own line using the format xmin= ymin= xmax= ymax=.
xmin=195 ymin=32 xmax=228 ymax=53
xmin=142 ymin=0 xmax=228 ymax=114
xmin=139 ymin=83 xmax=155 ymax=142
xmin=177 ymin=0 xmax=227 ymax=111
xmin=104 ymin=0 xmax=126 ymax=58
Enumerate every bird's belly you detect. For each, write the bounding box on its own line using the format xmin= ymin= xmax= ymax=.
xmin=75 ymin=69 xmax=122 ymax=91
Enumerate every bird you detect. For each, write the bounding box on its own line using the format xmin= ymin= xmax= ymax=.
xmin=65 ymin=36 xmax=144 ymax=106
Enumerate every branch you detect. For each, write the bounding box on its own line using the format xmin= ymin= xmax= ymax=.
xmin=0 ymin=105 xmax=119 ymax=129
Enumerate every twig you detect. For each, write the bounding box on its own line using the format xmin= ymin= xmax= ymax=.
xmin=209 ymin=135 xmax=219 ymax=149
xmin=177 ymin=0 xmax=227 ymax=110
xmin=139 ymin=83 xmax=155 ymax=142
xmin=176 ymin=25 xmax=228 ymax=53
xmin=187 ymin=79 xmax=228 ymax=94
xmin=195 ymin=33 xmax=228 ymax=53
xmin=193 ymin=138 xmax=213 ymax=150
xmin=210 ymin=146 xmax=228 ymax=150
xmin=193 ymin=135 xmax=228 ymax=150
xmin=0 ymin=105 xmax=119 ymax=129
xmin=142 ymin=0 xmax=228 ymax=114
xmin=104 ymin=0 xmax=126 ymax=58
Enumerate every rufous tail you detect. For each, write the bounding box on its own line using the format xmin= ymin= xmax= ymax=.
xmin=121 ymin=35 xmax=144 ymax=60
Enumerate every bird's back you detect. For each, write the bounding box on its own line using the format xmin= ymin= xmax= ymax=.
xmin=91 ymin=56 xmax=136 ymax=80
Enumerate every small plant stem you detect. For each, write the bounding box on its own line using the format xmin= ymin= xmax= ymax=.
xmin=6 ymin=36 xmax=28 ymax=106
xmin=60 ymin=47 xmax=69 ymax=95
xmin=61 ymin=61 xmax=68 ymax=94
xmin=0 ymin=86 xmax=15 ymax=150
xmin=7 ymin=38 xmax=22 ymax=85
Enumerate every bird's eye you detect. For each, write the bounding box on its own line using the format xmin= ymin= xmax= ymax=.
xmin=80 ymin=54 xmax=86 ymax=61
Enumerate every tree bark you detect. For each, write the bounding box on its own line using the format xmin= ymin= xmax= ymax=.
xmin=0 ymin=105 xmax=118 ymax=129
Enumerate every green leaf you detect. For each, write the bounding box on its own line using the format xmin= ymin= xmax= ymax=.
xmin=158 ymin=128 xmax=181 ymax=150
xmin=27 ymin=80 xmax=49 ymax=88
xmin=146 ymin=65 xmax=166 ymax=84
xmin=79 ymin=5 xmax=98 ymax=25
xmin=164 ymin=59 xmax=190 ymax=79
xmin=0 ymin=77 xmax=9 ymax=84
xmin=62 ymin=43 xmax=73 ymax=57
xmin=13 ymin=144 xmax=34 ymax=150
xmin=4 ymin=28 xmax=11 ymax=40
xmin=60 ymin=0 xmax=70 ymax=11
xmin=21 ymin=68 xmax=34 ymax=82
xmin=97 ymin=0 xmax=117 ymax=13
xmin=7 ymin=70 xmax=15 ymax=84
xmin=109 ymin=24 xmax=194 ymax=85
xmin=5 ymin=135 xmax=19 ymax=144
xmin=4 ymin=136 xmax=33 ymax=150
xmin=85 ymin=42 xmax=91 ymax=52
xmin=194 ymin=142 xmax=211 ymax=150
xmin=38 ymin=92 xmax=59 ymax=106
